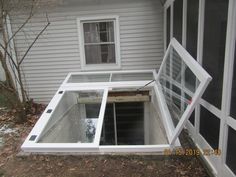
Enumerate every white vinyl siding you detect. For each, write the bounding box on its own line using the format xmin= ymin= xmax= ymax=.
xmin=11 ymin=0 xmax=163 ymax=103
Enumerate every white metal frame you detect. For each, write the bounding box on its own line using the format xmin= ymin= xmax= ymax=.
xmin=77 ymin=15 xmax=121 ymax=71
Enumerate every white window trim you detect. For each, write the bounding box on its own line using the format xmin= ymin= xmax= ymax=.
xmin=77 ymin=16 xmax=121 ymax=71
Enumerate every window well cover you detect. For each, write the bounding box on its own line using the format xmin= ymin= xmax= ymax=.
xmin=21 ymin=38 xmax=211 ymax=152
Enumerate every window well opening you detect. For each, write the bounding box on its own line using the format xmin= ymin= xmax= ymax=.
xmin=100 ymin=90 xmax=168 ymax=146
xmin=100 ymin=102 xmax=144 ymax=145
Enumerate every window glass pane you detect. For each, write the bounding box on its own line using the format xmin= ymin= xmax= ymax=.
xmin=202 ymin=0 xmax=229 ymax=109
xmin=173 ymin=0 xmax=183 ymax=43
xmin=86 ymin=104 xmax=101 ymax=118
xmin=111 ymin=72 xmax=153 ymax=82
xmin=184 ymin=94 xmax=195 ymax=125
xmin=200 ymin=106 xmax=220 ymax=149
xmin=172 ymin=85 xmax=181 ymax=109
xmin=230 ymin=42 xmax=236 ymax=119
xmin=186 ymin=0 xmax=199 ymax=59
xmin=85 ymin=44 xmax=115 ymax=64
xmin=83 ymin=22 xmax=114 ymax=43
xmin=226 ymin=126 xmax=236 ymax=175
xmin=159 ymin=46 xmax=200 ymax=127
xmin=99 ymin=22 xmax=114 ymax=43
xmin=67 ymin=74 xmax=110 ymax=83
xmin=185 ymin=67 xmax=196 ymax=92
xmin=166 ymin=7 xmax=171 ymax=49
xmin=38 ymin=90 xmax=104 ymax=143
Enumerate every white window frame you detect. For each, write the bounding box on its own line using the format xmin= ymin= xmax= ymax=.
xmin=77 ymin=16 xmax=121 ymax=71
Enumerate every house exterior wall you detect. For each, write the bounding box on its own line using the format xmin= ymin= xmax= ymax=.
xmin=10 ymin=0 xmax=164 ymax=103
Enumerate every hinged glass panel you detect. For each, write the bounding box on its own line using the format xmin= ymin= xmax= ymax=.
xmin=156 ymin=38 xmax=212 ymax=144
xmin=22 ymin=88 xmax=108 ymax=150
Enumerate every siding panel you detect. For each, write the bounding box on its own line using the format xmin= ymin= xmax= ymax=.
xmin=11 ymin=0 xmax=163 ymax=103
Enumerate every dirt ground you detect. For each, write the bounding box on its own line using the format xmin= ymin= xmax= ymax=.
xmin=0 ymin=108 xmax=211 ymax=177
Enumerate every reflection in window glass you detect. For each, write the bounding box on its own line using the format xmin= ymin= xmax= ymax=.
xmin=200 ymin=106 xmax=220 ymax=149
xmin=226 ymin=126 xmax=236 ymax=175
xmin=202 ymin=0 xmax=229 ymax=109
xmin=173 ymin=0 xmax=183 ymax=43
xmin=186 ymin=0 xmax=199 ymax=59
xmin=166 ymin=7 xmax=171 ymax=49
xmin=230 ymin=43 xmax=236 ymax=119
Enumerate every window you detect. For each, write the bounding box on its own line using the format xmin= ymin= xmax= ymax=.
xmin=78 ymin=16 xmax=120 ymax=70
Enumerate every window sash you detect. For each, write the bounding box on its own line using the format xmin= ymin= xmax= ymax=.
xmin=82 ymin=20 xmax=115 ymax=44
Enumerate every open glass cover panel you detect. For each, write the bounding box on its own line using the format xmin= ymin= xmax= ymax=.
xmin=38 ymin=90 xmax=104 ymax=144
xmin=22 ymin=38 xmax=211 ymax=153
xmin=156 ymin=38 xmax=212 ymax=144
